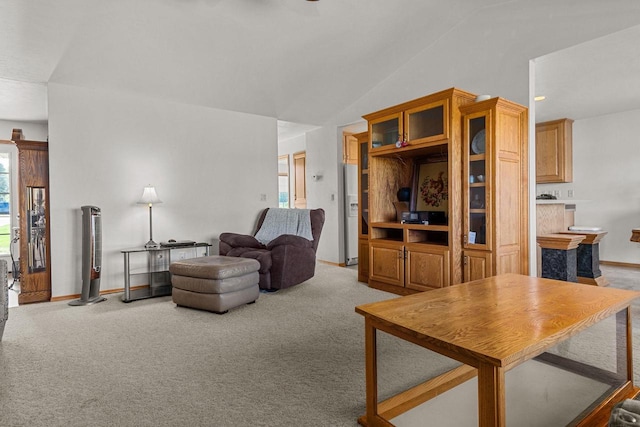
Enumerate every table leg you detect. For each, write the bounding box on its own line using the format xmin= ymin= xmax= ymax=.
xmin=365 ymin=318 xmax=379 ymax=422
xmin=477 ymin=363 xmax=506 ymax=427
xmin=616 ymin=308 xmax=633 ymax=381
xmin=123 ymin=252 xmax=131 ymax=302
xmin=361 ymin=319 xmax=395 ymax=427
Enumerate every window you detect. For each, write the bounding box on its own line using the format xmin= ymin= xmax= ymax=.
xmin=0 ymin=152 xmax=10 ymax=255
xmin=278 ymin=155 xmax=290 ymax=208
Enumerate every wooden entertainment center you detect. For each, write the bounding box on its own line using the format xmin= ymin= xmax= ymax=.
xmin=359 ymin=88 xmax=529 ymax=294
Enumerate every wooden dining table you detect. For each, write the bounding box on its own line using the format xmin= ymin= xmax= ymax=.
xmin=355 ymin=273 xmax=640 ymax=426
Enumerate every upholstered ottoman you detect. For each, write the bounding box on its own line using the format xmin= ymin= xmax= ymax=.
xmin=169 ymin=256 xmax=260 ymax=314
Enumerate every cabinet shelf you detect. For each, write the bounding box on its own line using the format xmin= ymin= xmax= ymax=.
xmin=408 ymin=240 xmax=449 ymax=247
xmin=405 ymin=223 xmax=449 ymax=232
xmin=470 ymin=154 xmax=486 ymax=162
xmin=370 ymin=236 xmax=449 ymax=247
xmin=371 ymin=221 xmax=403 ymax=229
xmin=370 ymin=138 xmax=449 ymax=159
xmin=371 ymin=221 xmax=449 ymax=232
xmin=469 ymin=183 xmax=486 ymax=188
xmin=371 ymin=237 xmax=404 ymax=243
xmin=470 ymin=209 xmax=486 ymax=214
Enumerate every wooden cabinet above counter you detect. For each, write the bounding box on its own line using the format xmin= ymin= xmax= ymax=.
xmin=536 ymin=118 xmax=573 ymax=183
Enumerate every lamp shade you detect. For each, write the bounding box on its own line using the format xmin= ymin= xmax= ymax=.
xmin=137 ymin=186 xmax=162 ymax=205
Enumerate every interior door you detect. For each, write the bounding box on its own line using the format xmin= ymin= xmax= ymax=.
xmin=293 ymin=151 xmax=306 ymax=208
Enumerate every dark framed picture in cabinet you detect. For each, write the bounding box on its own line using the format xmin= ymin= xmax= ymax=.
xmin=410 ymin=158 xmax=448 ymax=220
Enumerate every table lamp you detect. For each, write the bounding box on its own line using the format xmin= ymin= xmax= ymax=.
xmin=138 ymin=185 xmax=162 ymax=248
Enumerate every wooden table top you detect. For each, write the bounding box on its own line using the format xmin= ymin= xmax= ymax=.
xmin=356 ymin=274 xmax=640 ymax=369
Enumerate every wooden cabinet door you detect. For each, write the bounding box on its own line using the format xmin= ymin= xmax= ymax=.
xmin=406 ymin=245 xmax=450 ymax=291
xmin=536 ymin=119 xmax=573 ymax=183
xmin=358 ymin=238 xmax=369 ymax=283
xmin=463 ymin=250 xmax=492 ymax=283
xmin=369 ymin=112 xmax=403 ymax=153
xmin=404 ymin=98 xmax=448 ymax=146
xmin=343 ymin=133 xmax=359 ymax=164
xmin=369 ymin=240 xmax=404 ymax=288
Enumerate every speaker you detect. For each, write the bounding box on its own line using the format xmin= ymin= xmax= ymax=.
xmin=69 ymin=206 xmax=106 ymax=306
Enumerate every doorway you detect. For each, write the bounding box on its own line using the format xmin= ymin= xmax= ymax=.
xmin=278 ymin=155 xmax=290 ymax=208
xmin=293 ymin=151 xmax=306 ymax=209
xmin=0 ymin=141 xmax=19 ymax=306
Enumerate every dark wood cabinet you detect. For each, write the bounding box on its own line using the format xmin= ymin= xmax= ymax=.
xmin=13 ymin=129 xmax=51 ymax=304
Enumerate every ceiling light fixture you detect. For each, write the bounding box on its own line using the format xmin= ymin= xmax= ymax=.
xmin=534 ymin=95 xmax=546 ymax=101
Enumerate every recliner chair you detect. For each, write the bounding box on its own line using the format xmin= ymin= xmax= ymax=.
xmin=219 ymin=208 xmax=325 ymax=291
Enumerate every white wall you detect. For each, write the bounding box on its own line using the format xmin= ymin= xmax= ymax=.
xmin=0 ymin=120 xmax=48 ymax=142
xmin=48 ymin=83 xmax=278 ymax=297
xmin=305 ymin=125 xmax=341 ymax=264
xmin=537 ymin=109 xmax=640 ymax=264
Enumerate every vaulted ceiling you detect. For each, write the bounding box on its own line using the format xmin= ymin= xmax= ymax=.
xmin=1 ymin=0 xmax=640 ymax=128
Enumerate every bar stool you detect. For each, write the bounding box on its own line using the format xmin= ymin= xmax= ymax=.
xmin=536 ymin=234 xmax=585 ymax=282
xmin=560 ymin=230 xmax=608 ymax=286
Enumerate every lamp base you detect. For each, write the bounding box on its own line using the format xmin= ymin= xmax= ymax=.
xmin=144 ymin=240 xmax=160 ymax=249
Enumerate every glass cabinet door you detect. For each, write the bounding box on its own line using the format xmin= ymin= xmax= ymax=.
xmin=464 ymin=115 xmax=488 ymax=248
xmin=405 ymin=100 xmax=447 ymax=145
xmin=359 ymin=140 xmax=369 ymax=237
xmin=370 ymin=112 xmax=402 ymax=150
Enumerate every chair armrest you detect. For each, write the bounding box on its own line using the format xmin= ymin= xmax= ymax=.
xmin=266 ymin=234 xmax=313 ymax=250
xmin=219 ymin=232 xmax=264 ymax=249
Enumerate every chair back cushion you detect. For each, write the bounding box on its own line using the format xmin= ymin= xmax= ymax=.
xmin=256 ymin=208 xmax=325 ymax=251
xmin=254 ymin=208 xmax=314 ymax=244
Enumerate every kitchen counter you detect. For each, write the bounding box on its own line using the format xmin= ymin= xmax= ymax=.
xmin=536 ymin=202 xmax=577 ymax=235
xmin=535 ymin=199 xmax=588 ymax=204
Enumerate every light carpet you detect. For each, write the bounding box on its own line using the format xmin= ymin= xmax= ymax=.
xmin=1 ymin=264 xmax=640 ymax=426
xmin=0 ymin=264 xmax=458 ymax=427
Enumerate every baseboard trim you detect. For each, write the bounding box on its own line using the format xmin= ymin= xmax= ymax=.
xmin=600 ymin=260 xmax=640 ymax=269
xmin=50 ymin=285 xmax=149 ymax=302
xmin=45 ymin=260 xmax=640 ymax=302
xmin=318 ymin=260 xmax=342 ymax=267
